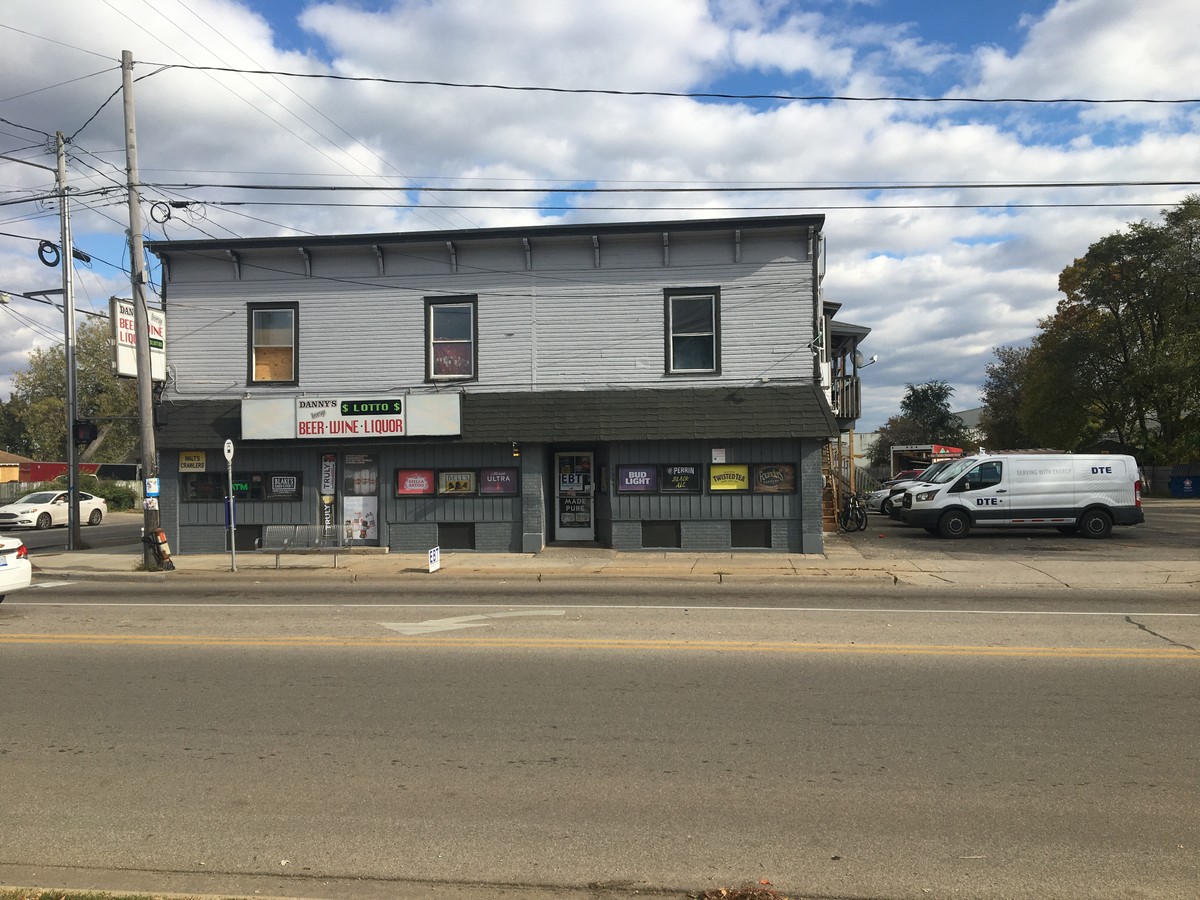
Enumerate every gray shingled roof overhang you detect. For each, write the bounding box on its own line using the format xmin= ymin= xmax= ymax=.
xmin=154 ymin=384 xmax=837 ymax=447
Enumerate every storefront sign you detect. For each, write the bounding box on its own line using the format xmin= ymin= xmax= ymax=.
xmin=559 ymin=495 xmax=591 ymax=528
xmin=179 ymin=451 xmax=206 ymax=472
xmin=297 ymin=397 xmax=405 ymax=438
xmin=438 ymin=471 xmax=477 ymax=494
xmin=110 ymin=298 xmax=167 ymax=381
xmin=396 ymin=469 xmax=436 ymax=495
xmin=479 ymin=468 xmax=519 ymax=495
xmin=320 ymin=454 xmax=337 ymax=494
xmin=662 ymin=464 xmax=700 ymax=493
xmin=709 ymin=463 xmax=750 ymax=491
xmin=268 ymin=473 xmax=301 ymax=499
xmin=320 ymin=454 xmax=337 ymax=540
xmin=618 ymin=465 xmax=658 ymax=492
xmin=243 ymin=394 xmax=460 ymax=440
xmin=754 ymin=463 xmax=796 ymax=493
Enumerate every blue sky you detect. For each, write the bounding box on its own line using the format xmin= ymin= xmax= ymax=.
xmin=2 ymin=0 xmax=1198 ymax=430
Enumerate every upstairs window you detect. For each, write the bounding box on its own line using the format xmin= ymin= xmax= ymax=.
xmin=427 ymin=296 xmax=477 ymax=381
xmin=248 ymin=303 xmax=298 ymax=384
xmin=665 ymin=288 xmax=720 ymax=374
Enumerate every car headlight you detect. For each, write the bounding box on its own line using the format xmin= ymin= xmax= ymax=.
xmin=915 ymin=489 xmax=938 ymax=502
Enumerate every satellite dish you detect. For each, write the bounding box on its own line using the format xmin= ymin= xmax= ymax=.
xmin=854 ymin=351 xmax=879 ymax=368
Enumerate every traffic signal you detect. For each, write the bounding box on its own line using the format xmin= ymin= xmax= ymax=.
xmin=73 ymin=420 xmax=98 ymax=444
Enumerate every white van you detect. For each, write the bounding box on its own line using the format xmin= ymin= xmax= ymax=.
xmin=898 ymin=453 xmax=1144 ymax=538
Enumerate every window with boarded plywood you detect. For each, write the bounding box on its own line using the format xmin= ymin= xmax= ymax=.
xmin=249 ymin=304 xmax=298 ymax=384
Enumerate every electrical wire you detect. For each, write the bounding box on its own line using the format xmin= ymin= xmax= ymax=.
xmin=140 ymin=178 xmax=1200 ymax=194
xmin=134 ymin=62 xmax=1200 ymax=105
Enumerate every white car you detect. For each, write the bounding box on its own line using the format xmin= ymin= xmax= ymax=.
xmin=0 ymin=490 xmax=107 ymax=529
xmin=0 ymin=535 xmax=32 ymax=602
xmin=865 ymin=461 xmax=959 ymax=517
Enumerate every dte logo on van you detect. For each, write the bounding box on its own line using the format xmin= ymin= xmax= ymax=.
xmin=975 ymin=498 xmax=1000 ymax=506
xmin=1091 ymin=466 xmax=1113 ymax=474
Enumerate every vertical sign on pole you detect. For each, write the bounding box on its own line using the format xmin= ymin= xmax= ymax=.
xmin=224 ymin=439 xmax=236 ymax=572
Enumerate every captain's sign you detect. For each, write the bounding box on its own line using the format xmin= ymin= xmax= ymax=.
xmin=297 ymin=397 xmax=405 ymax=438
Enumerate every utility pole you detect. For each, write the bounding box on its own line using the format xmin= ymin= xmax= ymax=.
xmin=122 ymin=50 xmax=161 ymax=570
xmin=56 ymin=132 xmax=82 ymax=551
xmin=0 ymin=147 xmax=81 ymax=548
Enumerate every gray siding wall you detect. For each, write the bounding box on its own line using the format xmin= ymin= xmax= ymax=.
xmin=161 ymin=228 xmax=815 ymax=402
xmin=163 ymin=435 xmax=827 ymax=555
xmin=602 ymin=438 xmax=820 ymax=552
xmin=169 ymin=441 xmax=525 ymax=554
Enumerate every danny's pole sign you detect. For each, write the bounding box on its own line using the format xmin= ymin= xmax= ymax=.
xmin=110 ymin=298 xmax=166 ymax=381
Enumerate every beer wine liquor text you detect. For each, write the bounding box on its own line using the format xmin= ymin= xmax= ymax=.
xmin=298 ymin=399 xmax=405 ymax=437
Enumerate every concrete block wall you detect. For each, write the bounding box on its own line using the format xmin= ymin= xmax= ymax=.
xmin=681 ymin=519 xmax=729 ymax=550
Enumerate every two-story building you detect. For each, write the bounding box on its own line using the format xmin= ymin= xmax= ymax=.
xmin=146 ymin=214 xmax=870 ymax=555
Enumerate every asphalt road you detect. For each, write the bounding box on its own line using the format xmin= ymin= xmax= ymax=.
xmin=14 ymin=511 xmax=144 ymax=553
xmin=1 ymin=586 xmax=1197 ymax=899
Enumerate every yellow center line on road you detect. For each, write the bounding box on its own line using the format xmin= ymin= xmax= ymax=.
xmin=0 ymin=633 xmax=1195 ymax=659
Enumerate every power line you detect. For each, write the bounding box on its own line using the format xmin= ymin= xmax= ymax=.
xmin=141 ymin=178 xmax=1200 ymax=194
xmin=136 ymin=62 xmax=1200 ymax=105
xmin=184 ymin=199 xmax=1187 ymax=213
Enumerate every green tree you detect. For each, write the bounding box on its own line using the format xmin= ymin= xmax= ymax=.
xmin=978 ymin=345 xmax=1032 ymax=450
xmin=868 ymin=381 xmax=970 ymax=468
xmin=899 ymin=380 xmax=968 ymax=444
xmin=1050 ymin=196 xmax=1200 ymax=459
xmin=0 ymin=396 xmax=32 ymax=456
xmin=7 ymin=317 xmax=139 ymax=462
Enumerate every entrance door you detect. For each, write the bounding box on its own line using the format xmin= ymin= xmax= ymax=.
xmin=341 ymin=453 xmax=380 ymax=546
xmin=554 ymin=451 xmax=594 ymax=541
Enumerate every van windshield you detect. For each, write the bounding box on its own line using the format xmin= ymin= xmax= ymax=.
xmin=925 ymin=457 xmax=978 ymax=484
xmin=914 ymin=460 xmax=952 ymax=482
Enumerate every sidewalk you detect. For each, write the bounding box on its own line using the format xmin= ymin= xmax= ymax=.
xmin=26 ymin=531 xmax=1200 ymax=593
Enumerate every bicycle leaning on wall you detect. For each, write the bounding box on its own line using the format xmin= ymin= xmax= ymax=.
xmin=838 ymin=489 xmax=868 ymax=532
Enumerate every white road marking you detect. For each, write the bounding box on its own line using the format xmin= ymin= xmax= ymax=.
xmin=380 ymin=609 xmax=567 ymax=635
xmin=6 ymin=601 xmax=1198 ymax=618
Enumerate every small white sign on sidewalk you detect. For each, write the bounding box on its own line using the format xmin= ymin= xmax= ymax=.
xmin=428 ymin=546 xmax=441 ymax=573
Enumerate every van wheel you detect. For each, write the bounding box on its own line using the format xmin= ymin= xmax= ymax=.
xmin=938 ymin=509 xmax=971 ymax=539
xmin=1079 ymin=509 xmax=1113 ymax=539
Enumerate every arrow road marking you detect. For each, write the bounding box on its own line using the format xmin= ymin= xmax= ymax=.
xmin=380 ymin=609 xmax=566 ymax=635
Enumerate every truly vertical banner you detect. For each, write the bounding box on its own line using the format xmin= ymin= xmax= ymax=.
xmin=320 ymin=453 xmax=337 ymax=540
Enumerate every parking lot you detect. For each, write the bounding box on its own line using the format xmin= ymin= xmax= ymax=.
xmin=836 ymin=497 xmax=1198 ymax=563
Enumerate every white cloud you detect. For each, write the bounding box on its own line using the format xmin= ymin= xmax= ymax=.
xmin=1 ymin=0 xmax=1196 ymax=432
